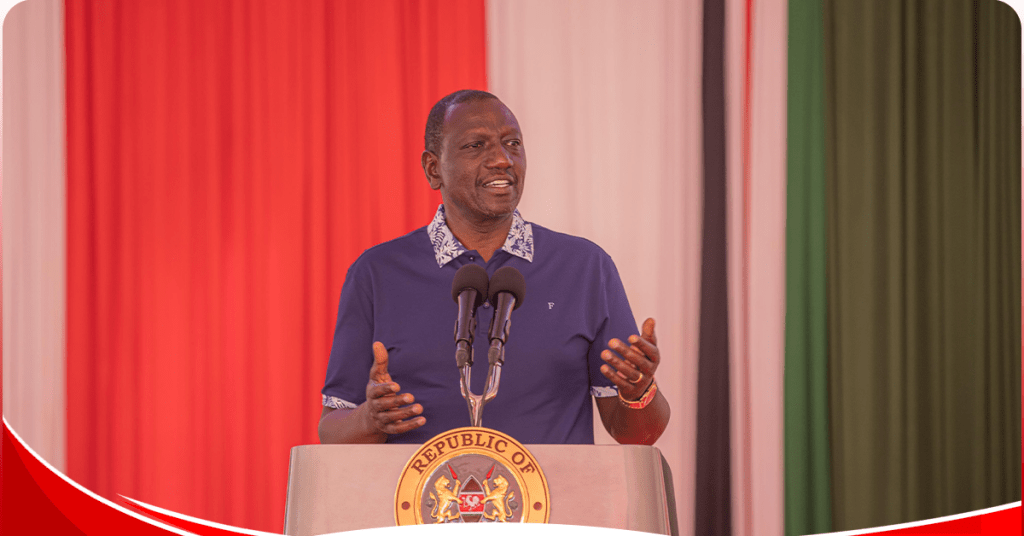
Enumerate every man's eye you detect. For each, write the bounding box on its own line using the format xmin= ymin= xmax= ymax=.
xmin=464 ymin=142 xmax=483 ymax=149
xmin=506 ymin=139 xmax=522 ymax=147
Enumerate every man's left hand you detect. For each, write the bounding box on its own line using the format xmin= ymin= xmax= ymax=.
xmin=600 ymin=317 xmax=659 ymax=401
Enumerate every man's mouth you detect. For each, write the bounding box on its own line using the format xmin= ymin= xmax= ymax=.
xmin=482 ymin=178 xmax=514 ymax=189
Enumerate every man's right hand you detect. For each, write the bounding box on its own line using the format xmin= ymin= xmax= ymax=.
xmin=363 ymin=342 xmax=426 ymax=435
xmin=318 ymin=342 xmax=426 ymax=444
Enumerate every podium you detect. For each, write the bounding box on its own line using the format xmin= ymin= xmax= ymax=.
xmin=283 ymin=444 xmax=678 ymax=535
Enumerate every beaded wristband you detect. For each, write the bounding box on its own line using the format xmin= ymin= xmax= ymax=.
xmin=618 ymin=380 xmax=658 ymax=409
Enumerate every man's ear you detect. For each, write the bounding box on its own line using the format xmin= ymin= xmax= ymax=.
xmin=422 ymin=150 xmax=442 ymax=190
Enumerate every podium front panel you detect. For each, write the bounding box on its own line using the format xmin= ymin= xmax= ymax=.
xmin=284 ymin=444 xmax=676 ymax=535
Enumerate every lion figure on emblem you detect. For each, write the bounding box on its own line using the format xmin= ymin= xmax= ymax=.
xmin=482 ymin=475 xmax=516 ymax=522
xmin=429 ymin=475 xmax=462 ymax=523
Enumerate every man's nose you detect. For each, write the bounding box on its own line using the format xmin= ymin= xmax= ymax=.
xmin=487 ymin=145 xmax=513 ymax=169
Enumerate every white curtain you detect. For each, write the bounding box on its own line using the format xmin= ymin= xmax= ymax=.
xmin=487 ymin=1 xmax=705 ymax=532
xmin=2 ymin=0 xmax=67 ymax=470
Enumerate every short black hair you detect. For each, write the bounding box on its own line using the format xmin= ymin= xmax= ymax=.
xmin=424 ymin=89 xmax=499 ymax=155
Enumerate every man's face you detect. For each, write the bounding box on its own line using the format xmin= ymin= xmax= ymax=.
xmin=425 ymin=98 xmax=526 ymax=222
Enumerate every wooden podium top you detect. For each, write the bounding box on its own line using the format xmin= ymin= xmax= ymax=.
xmin=284 ymin=444 xmax=677 ymax=535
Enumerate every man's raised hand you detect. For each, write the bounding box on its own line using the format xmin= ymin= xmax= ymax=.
xmin=599 ymin=318 xmax=661 ymax=401
xmin=364 ymin=342 xmax=426 ymax=436
xmin=594 ymin=318 xmax=669 ymax=444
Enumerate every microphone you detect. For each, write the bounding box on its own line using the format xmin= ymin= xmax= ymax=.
xmin=451 ymin=264 xmax=489 ymax=368
xmin=486 ymin=266 xmax=526 ymax=366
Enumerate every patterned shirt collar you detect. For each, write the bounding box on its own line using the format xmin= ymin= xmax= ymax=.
xmin=427 ymin=204 xmax=534 ymax=267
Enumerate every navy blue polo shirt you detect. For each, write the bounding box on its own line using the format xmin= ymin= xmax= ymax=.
xmin=322 ymin=205 xmax=639 ymax=444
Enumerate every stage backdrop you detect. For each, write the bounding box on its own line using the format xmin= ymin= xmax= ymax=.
xmin=1 ymin=1 xmax=1019 ymax=535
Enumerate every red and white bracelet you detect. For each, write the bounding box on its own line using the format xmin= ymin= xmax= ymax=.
xmin=618 ymin=380 xmax=658 ymax=409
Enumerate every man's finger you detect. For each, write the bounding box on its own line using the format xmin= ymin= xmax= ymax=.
xmin=603 ymin=343 xmax=647 ymax=373
xmin=366 ymin=381 xmax=400 ymax=400
xmin=607 ymin=339 xmax=655 ymax=375
xmin=626 ymin=335 xmax=661 ymax=365
xmin=374 ymin=402 xmax=426 ymax=433
xmin=369 ymin=342 xmax=392 ymax=383
xmin=381 ymin=416 xmax=427 ymax=435
xmin=599 ymin=363 xmax=633 ymax=390
xmin=375 ymin=403 xmax=424 ymax=425
xmin=598 ymin=364 xmax=651 ymax=401
xmin=371 ymin=392 xmax=416 ymax=413
xmin=641 ymin=318 xmax=658 ymax=346
xmin=601 ymin=348 xmax=650 ymax=382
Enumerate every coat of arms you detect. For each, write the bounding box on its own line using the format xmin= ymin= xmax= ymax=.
xmin=394 ymin=427 xmax=549 ymax=525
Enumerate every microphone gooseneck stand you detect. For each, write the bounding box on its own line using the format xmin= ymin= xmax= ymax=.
xmin=458 ymin=347 xmax=503 ymax=428
xmin=452 ymin=265 xmax=524 ymax=428
xmin=457 ymin=297 xmax=508 ymax=428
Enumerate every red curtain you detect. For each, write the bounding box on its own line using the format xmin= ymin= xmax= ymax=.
xmin=64 ymin=0 xmax=487 ymax=531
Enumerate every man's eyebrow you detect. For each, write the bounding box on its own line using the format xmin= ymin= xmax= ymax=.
xmin=456 ymin=127 xmax=517 ymax=139
xmin=495 ymin=126 xmax=522 ymax=138
xmin=453 ymin=126 xmax=522 ymax=144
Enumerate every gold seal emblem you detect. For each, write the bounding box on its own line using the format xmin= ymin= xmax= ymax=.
xmin=394 ymin=427 xmax=550 ymax=525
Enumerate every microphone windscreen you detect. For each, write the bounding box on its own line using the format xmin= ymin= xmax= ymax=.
xmin=488 ymin=266 xmax=525 ymax=309
xmin=451 ymin=264 xmax=489 ymax=307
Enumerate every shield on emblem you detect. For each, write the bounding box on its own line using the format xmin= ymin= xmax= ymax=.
xmin=458 ymin=476 xmax=485 ymax=522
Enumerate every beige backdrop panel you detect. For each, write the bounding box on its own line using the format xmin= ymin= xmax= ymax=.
xmin=746 ymin=1 xmax=787 ymax=535
xmin=725 ymin=0 xmax=788 ymax=536
xmin=487 ymin=1 xmax=704 ymax=533
xmin=2 ymin=0 xmax=67 ymax=471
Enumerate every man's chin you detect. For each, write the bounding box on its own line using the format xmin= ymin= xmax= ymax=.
xmin=482 ymin=203 xmax=518 ymax=219
xmin=444 ymin=197 xmax=520 ymax=223
xmin=474 ymin=197 xmax=519 ymax=218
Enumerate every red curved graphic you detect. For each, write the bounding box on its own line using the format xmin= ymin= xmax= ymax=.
xmin=807 ymin=501 xmax=1021 ymax=535
xmin=3 ymin=420 xmax=271 ymax=535
xmin=120 ymin=496 xmax=278 ymax=536
xmin=2 ymin=419 xmax=1020 ymax=535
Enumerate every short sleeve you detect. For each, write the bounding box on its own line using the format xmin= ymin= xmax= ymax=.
xmin=587 ymin=252 xmax=640 ymax=397
xmin=321 ymin=257 xmax=376 ymax=407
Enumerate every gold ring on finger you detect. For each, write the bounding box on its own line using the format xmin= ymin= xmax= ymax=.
xmin=629 ymin=372 xmax=645 ymax=384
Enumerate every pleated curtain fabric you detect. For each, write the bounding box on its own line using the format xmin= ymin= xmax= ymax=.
xmin=63 ymin=0 xmax=486 ymax=530
xmin=823 ymin=0 xmax=1021 ymax=530
xmin=488 ymin=2 xmax=793 ymax=535
xmin=486 ymin=1 xmax=707 ymax=533
xmin=2 ymin=0 xmax=68 ymax=471
xmin=724 ymin=0 xmax=788 ymax=535
xmin=696 ymin=0 xmax=732 ymax=534
xmin=784 ymin=0 xmax=832 ymax=535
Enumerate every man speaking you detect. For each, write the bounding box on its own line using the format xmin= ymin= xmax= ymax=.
xmin=318 ymin=90 xmax=669 ymax=445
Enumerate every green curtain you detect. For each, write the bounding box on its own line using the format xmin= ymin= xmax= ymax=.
xmin=784 ymin=0 xmax=832 ymax=534
xmin=824 ymin=0 xmax=1021 ymax=530
xmin=975 ymin=1 xmax=1024 ymax=511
